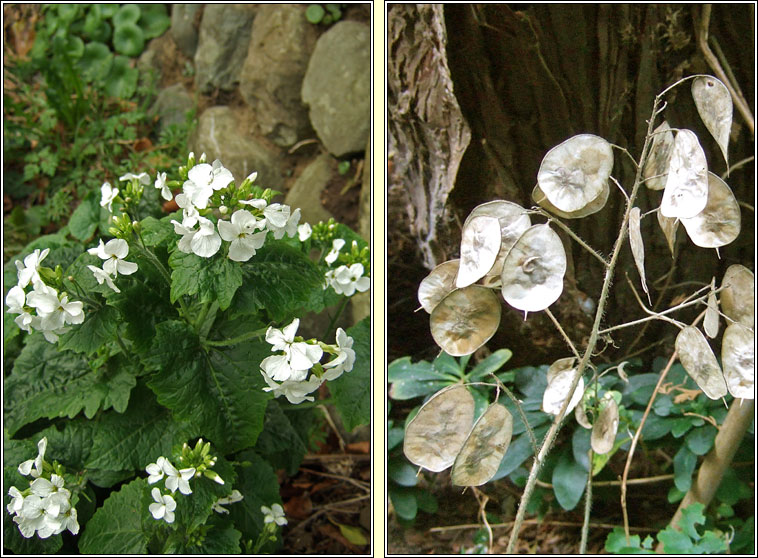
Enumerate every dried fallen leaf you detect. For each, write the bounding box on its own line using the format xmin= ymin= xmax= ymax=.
xmin=590 ymin=395 xmax=619 ymax=455
xmin=452 ymin=402 xmax=513 ymax=486
xmin=629 ymin=207 xmax=649 ymax=302
xmin=720 ymin=264 xmax=754 ymax=328
xmin=456 ymin=215 xmax=501 ymax=288
xmin=404 ymin=385 xmax=475 ymax=472
xmin=644 ymin=121 xmax=675 ymax=190
xmin=675 ymin=326 xmax=727 ymax=400
xmin=430 ymin=286 xmax=501 ymax=356
xmin=721 ymin=323 xmax=754 ymax=399
xmin=660 ymin=129 xmax=709 ymax=219
xmin=703 ymin=278 xmax=719 ymax=339
xmin=417 ymin=259 xmax=460 ymax=313
xmin=692 ymin=75 xmax=732 ymax=167
xmin=680 ymin=172 xmax=741 ymax=249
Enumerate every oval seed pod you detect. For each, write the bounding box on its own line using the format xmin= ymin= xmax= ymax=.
xmin=532 ymin=179 xmax=609 ymax=219
xmin=680 ymin=172 xmax=741 ymax=249
xmin=537 ymin=134 xmax=614 ymax=212
xmin=501 ymin=224 xmax=567 ymax=312
xmin=643 ymin=121 xmax=675 ymax=190
xmin=657 ymin=208 xmax=679 ymax=256
xmin=456 ymin=215 xmax=501 ymax=288
xmin=660 ymin=129 xmax=709 ymax=219
xmin=404 ymin=385 xmax=475 ymax=472
xmin=452 ymin=402 xmax=513 ymax=486
xmin=418 ymin=259 xmax=460 ymax=313
xmin=675 ymin=326 xmax=727 ymax=400
xmin=543 ymin=357 xmax=585 ymax=416
xmin=629 ymin=208 xmax=649 ymax=301
xmin=720 ymin=265 xmax=754 ymax=328
xmin=721 ymin=323 xmax=755 ymax=400
xmin=692 ymin=76 xmax=732 ymax=167
xmin=591 ymin=395 xmax=619 ymax=455
xmin=463 ymin=200 xmax=531 ymax=277
xmin=430 ymin=286 xmax=501 ymax=356
xmin=703 ymin=278 xmax=719 ymax=339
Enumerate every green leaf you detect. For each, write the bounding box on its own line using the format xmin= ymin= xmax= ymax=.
xmin=388 ymin=460 xmax=419 ymax=487
xmin=415 ymin=489 xmax=438 ymax=514
xmin=78 ymin=478 xmax=148 ymax=554
xmin=388 ymin=427 xmax=404 ymax=451
xmin=467 ymin=348 xmax=513 ymax=382
xmin=112 ymin=3 xmax=141 ymax=26
xmin=140 ymin=215 xmax=176 ymax=247
xmin=254 ymin=401 xmax=308 ymax=475
xmin=685 ymin=425 xmax=717 ymax=456
xmin=69 ymin=192 xmax=101 ymax=241
xmin=387 ymin=357 xmax=437 ymax=382
xmin=305 ymin=4 xmax=326 ymax=23
xmin=169 ymin=251 xmax=243 ymax=311
xmin=58 ymin=305 xmax=118 ymax=355
xmin=104 ymin=54 xmax=138 ymax=98
xmin=552 ymin=449 xmax=587 ymax=510
xmin=329 ymin=317 xmax=370 ymax=432
xmin=5 ymin=334 xmax=136 ymax=435
xmin=673 ymin=445 xmax=697 ymax=492
xmin=138 ymin=4 xmax=171 ymax=39
xmin=657 ymin=527 xmax=695 ymax=554
xmin=193 ymin=519 xmax=242 ymax=554
xmin=336 ymin=522 xmax=368 ymax=546
xmin=605 ymin=527 xmax=655 ymax=554
xmin=389 ymin=486 xmax=417 ymax=521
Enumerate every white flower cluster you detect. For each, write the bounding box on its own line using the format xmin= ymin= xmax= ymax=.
xmin=86 ymin=238 xmax=138 ymax=293
xmin=260 ymin=318 xmax=355 ymax=404
xmin=323 ymin=239 xmax=370 ymax=296
xmin=168 ymin=160 xmax=308 ymax=261
xmin=7 ymin=438 xmax=79 ymax=539
xmin=5 ymin=249 xmax=84 ymax=343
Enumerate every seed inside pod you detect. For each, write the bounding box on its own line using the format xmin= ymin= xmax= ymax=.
xmin=452 ymin=402 xmax=513 ymax=486
xmin=721 ymin=323 xmax=754 ymax=400
xmin=463 ymin=200 xmax=531 ymax=277
xmin=675 ymin=326 xmax=727 ymax=400
xmin=430 ymin=286 xmax=501 ymax=356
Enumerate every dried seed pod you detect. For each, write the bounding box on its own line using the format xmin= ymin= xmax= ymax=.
xmin=418 ymin=259 xmax=460 ymax=313
xmin=692 ymin=76 xmax=732 ymax=167
xmin=463 ymin=201 xmax=532 ymax=277
xmin=537 ymin=134 xmax=614 ymax=213
xmin=644 ymin=121 xmax=675 ymax=190
xmin=660 ymin=130 xmax=709 ymax=219
xmin=532 ymin=179 xmax=609 ymax=219
xmin=590 ymin=395 xmax=619 ymax=455
xmin=501 ymin=224 xmax=567 ymax=312
xmin=703 ymin=278 xmax=719 ymax=339
xmin=430 ymin=286 xmax=501 ymax=356
xmin=675 ymin=326 xmax=727 ymax=400
xmin=721 ymin=323 xmax=755 ymax=400
xmin=542 ymin=357 xmax=584 ymax=416
xmin=629 ymin=207 xmax=649 ymax=301
xmin=680 ymin=172 xmax=741 ymax=249
xmin=404 ymin=385 xmax=475 ymax=472
xmin=456 ymin=215 xmax=502 ymax=288
xmin=575 ymin=400 xmax=592 ymax=429
xmin=720 ymin=265 xmax=754 ymax=328
xmin=451 ymin=402 xmax=513 ymax=486
xmin=657 ymin=208 xmax=679 ymax=256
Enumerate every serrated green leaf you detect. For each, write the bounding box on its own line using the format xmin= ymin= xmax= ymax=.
xmin=58 ymin=304 xmax=118 ymax=355
xmin=254 ymin=401 xmax=308 ymax=475
xmin=657 ymin=527 xmax=695 ymax=554
xmin=192 ymin=519 xmax=242 ymax=554
xmin=78 ymin=478 xmax=148 ymax=554
xmin=328 ymin=317 xmax=370 ymax=432
xmin=140 ymin=215 xmax=176 ymax=247
xmin=604 ymin=527 xmax=655 ymax=554
xmin=169 ymin=251 xmax=243 ymax=311
xmin=5 ymin=334 xmax=137 ymax=435
xmin=552 ymin=449 xmax=587 ymax=510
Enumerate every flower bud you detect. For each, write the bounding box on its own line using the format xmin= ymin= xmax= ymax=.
xmin=204 ymin=470 xmax=224 ymax=485
xmin=219 ymin=205 xmax=228 ymax=215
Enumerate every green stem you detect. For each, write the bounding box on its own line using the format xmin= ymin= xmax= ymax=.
xmin=324 ymin=295 xmax=350 ymax=338
xmin=203 ymin=326 xmax=269 ymax=347
xmin=580 ymin=448 xmax=594 ymax=554
xmin=133 ymin=235 xmax=191 ymax=319
xmin=194 ymin=301 xmax=211 ymax=332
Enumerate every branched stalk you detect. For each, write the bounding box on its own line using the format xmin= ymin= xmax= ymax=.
xmin=203 ymin=326 xmax=269 ymax=347
xmin=545 ymin=307 xmax=581 ymax=360
xmin=505 ymin=88 xmax=665 ymax=554
xmin=535 ymin=209 xmax=609 ymax=267
xmin=580 ymin=448 xmax=594 ymax=554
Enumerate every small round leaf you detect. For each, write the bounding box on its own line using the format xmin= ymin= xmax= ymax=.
xmin=418 ymin=260 xmax=459 ymax=313
xmin=721 ymin=323 xmax=754 ymax=399
xmin=660 ymin=129 xmax=708 ymax=219
xmin=591 ymin=395 xmax=619 ymax=455
xmin=501 ymin=224 xmax=567 ymax=312
xmin=537 ymin=134 xmax=614 ymax=212
xmin=404 ymin=385 xmax=475 ymax=472
xmin=456 ymin=215 xmax=501 ymax=288
xmin=452 ymin=403 xmax=513 ymax=486
xmin=720 ymin=265 xmax=754 ymax=328
xmin=430 ymin=286 xmax=501 ymax=356
xmin=680 ymin=172 xmax=740 ymax=249
xmin=113 ymin=23 xmax=145 ymax=57
xmin=675 ymin=326 xmax=727 ymax=400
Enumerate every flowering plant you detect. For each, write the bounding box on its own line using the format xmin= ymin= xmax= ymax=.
xmin=3 ymin=153 xmax=370 ymax=554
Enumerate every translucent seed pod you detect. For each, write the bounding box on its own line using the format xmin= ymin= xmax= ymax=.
xmin=463 ymin=200 xmax=531 ymax=277
xmin=643 ymin=121 xmax=675 ymax=190
xmin=680 ymin=172 xmax=741 ymax=249
xmin=591 ymin=395 xmax=619 ymax=455
xmin=703 ymin=278 xmax=719 ymax=339
xmin=542 ymin=357 xmax=584 ymax=416
xmin=430 ymin=286 xmax=501 ymax=356
xmin=418 ymin=259 xmax=460 ymax=313
xmin=721 ymin=323 xmax=755 ymax=400
xmin=657 ymin=208 xmax=679 ymax=257
xmin=692 ymin=76 xmax=732 ymax=167
xmin=675 ymin=326 xmax=727 ymax=400
xmin=451 ymin=402 xmax=513 ymax=486
xmin=720 ymin=265 xmax=754 ymax=328
xmin=629 ymin=207 xmax=649 ymax=301
xmin=456 ymin=215 xmax=501 ymax=288
xmin=403 ymin=385 xmax=475 ymax=472
xmin=532 ymin=179 xmax=609 ymax=219
xmin=660 ymin=129 xmax=708 ymax=219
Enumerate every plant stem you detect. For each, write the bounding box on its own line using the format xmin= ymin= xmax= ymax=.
xmin=544 ymin=308 xmax=581 ymax=360
xmin=536 ymin=209 xmax=609 ymax=268
xmin=505 ymin=90 xmax=663 ymax=554
xmin=203 ymin=326 xmax=269 ymax=347
xmin=324 ymin=295 xmax=350 ymax=339
xmin=580 ymin=448 xmax=593 ymax=554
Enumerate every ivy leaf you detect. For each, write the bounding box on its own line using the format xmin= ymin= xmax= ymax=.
xmin=169 ymin=251 xmax=243 ymax=311
xmin=78 ymin=478 xmax=149 ymax=554
xmin=5 ymin=334 xmax=137 ymax=436
xmin=329 ymin=317 xmax=370 ymax=432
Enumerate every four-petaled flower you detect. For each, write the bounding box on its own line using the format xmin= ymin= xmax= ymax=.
xmin=149 ymin=488 xmax=176 ymax=523
xmin=182 ymin=161 xmax=234 ymax=209
xmin=330 ymin=263 xmax=370 ymax=296
xmin=154 ymin=171 xmax=172 ymax=201
xmin=261 ymin=371 xmax=323 ymax=405
xmin=211 ymin=490 xmax=244 ymax=514
xmin=87 ymin=239 xmax=138 ymax=277
xmin=322 ymin=328 xmax=356 ymax=381
xmin=261 ymin=503 xmax=288 ymax=526
xmin=146 ymin=456 xmax=168 ymax=484
xmin=217 ymin=209 xmax=267 ymax=262
xmin=119 ymin=172 xmax=151 ymax=185
xmin=325 ymin=238 xmax=345 ymax=264
xmin=15 ymin=248 xmax=50 ymax=288
xmin=163 ymin=460 xmax=196 ymax=495
xmin=100 ymin=182 xmax=119 ymax=212
xmin=265 ymin=318 xmax=323 ymax=374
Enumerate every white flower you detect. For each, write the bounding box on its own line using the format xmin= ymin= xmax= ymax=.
xmin=239 ymin=198 xmax=267 ymax=210
xmin=172 ymin=218 xmax=198 ymax=253
xmin=87 ymin=239 xmax=138 ymax=276
xmin=325 ymin=239 xmax=345 ymax=265
xmin=13 ymin=507 xmax=46 ymax=538
xmin=262 ymin=203 xmax=292 ymax=239
xmin=261 ymin=354 xmax=308 ymax=383
xmin=330 ymin=263 xmax=370 ymax=297
xmin=100 ymin=182 xmax=119 ymax=212
xmin=49 ymin=506 xmax=79 ymax=536
xmin=211 ymin=490 xmax=244 ymax=514
xmin=245 ymin=171 xmax=258 ymax=184
xmin=154 ymin=171 xmax=172 ymax=201
xmin=298 ymin=222 xmax=312 ymax=241
xmin=5 ymin=286 xmax=34 ymax=332
xmin=119 ymin=172 xmax=151 ymax=185
xmin=87 ymin=265 xmax=120 ymax=293
xmin=261 ymin=371 xmax=323 ymax=405
xmin=261 ymin=503 xmax=288 ymax=526
xmin=18 ymin=438 xmax=47 ymax=478
xmin=163 ymin=460 xmax=195 ymax=495
xmin=15 ymin=248 xmax=50 ymax=288
xmin=217 ymin=209 xmax=267 ymax=262
xmin=282 ymin=208 xmax=301 ymax=239
xmin=26 ymin=282 xmax=84 ymax=331
xmin=265 ymin=318 xmax=323 ymax=372
xmin=7 ymin=486 xmax=25 ymax=515
xmin=149 ymin=488 xmax=176 ymax=523
xmin=322 ymin=328 xmax=356 ymax=381
xmin=182 ymin=161 xmax=234 ymax=209
xmin=175 ymin=192 xmax=199 ymax=227
xmin=146 ymin=456 xmax=168 ymax=484
xmin=191 ymin=216 xmax=222 ymax=258
xmin=30 ymin=476 xmax=70 ymax=518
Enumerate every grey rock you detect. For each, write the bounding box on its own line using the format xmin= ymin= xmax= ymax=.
xmin=170 ymin=4 xmax=201 ymax=58
xmin=149 ymin=83 xmax=195 ymax=134
xmin=191 ymin=106 xmax=281 ymax=189
xmin=301 ymin=21 xmax=370 ymax=157
xmin=194 ymin=5 xmax=256 ymax=93
xmin=239 ymin=5 xmax=318 ymax=147
xmin=284 ymin=154 xmax=336 ymax=226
